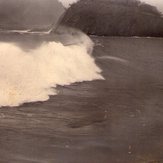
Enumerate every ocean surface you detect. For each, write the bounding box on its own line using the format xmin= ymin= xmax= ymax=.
xmin=0 ymin=34 xmax=163 ymax=163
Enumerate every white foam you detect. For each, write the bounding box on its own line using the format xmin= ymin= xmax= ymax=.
xmin=98 ymin=56 xmax=129 ymax=64
xmin=0 ymin=38 xmax=103 ymax=107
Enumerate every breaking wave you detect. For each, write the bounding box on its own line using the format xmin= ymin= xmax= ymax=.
xmin=0 ymin=31 xmax=103 ymax=107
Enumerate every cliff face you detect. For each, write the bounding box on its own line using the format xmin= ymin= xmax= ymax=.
xmin=61 ymin=0 xmax=163 ymax=37
xmin=0 ymin=0 xmax=65 ymax=30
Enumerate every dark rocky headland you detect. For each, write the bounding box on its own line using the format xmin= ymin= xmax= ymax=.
xmin=62 ymin=0 xmax=163 ymax=37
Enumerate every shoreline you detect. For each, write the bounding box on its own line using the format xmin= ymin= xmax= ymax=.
xmin=90 ymin=34 xmax=163 ymax=39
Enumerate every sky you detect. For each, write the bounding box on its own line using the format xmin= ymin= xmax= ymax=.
xmin=142 ymin=0 xmax=163 ymax=13
xmin=59 ymin=0 xmax=79 ymax=8
xmin=59 ymin=0 xmax=163 ymax=13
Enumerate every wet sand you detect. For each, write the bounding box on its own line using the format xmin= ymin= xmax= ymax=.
xmin=0 ymin=36 xmax=163 ymax=163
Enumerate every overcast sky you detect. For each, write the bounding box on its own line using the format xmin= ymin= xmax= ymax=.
xmin=59 ymin=0 xmax=79 ymax=8
xmin=59 ymin=0 xmax=163 ymax=13
xmin=143 ymin=0 xmax=163 ymax=12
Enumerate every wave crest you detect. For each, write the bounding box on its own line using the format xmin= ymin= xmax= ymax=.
xmin=0 ymin=35 xmax=103 ymax=107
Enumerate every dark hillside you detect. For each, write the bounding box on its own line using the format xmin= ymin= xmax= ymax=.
xmin=61 ymin=0 xmax=163 ymax=37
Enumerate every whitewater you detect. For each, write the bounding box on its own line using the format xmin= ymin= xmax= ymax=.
xmin=0 ymin=30 xmax=103 ymax=107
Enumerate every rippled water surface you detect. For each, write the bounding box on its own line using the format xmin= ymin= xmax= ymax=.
xmin=0 ymin=36 xmax=163 ymax=163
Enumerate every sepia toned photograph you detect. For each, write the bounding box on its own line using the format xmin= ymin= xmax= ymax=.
xmin=0 ymin=0 xmax=162 ymax=162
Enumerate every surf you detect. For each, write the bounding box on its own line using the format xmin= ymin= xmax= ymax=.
xmin=0 ymin=31 xmax=103 ymax=107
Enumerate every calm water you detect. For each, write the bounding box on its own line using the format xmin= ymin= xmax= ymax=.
xmin=0 ymin=36 xmax=163 ymax=163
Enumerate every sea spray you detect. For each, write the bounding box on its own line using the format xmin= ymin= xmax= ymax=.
xmin=0 ymin=31 xmax=103 ymax=107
